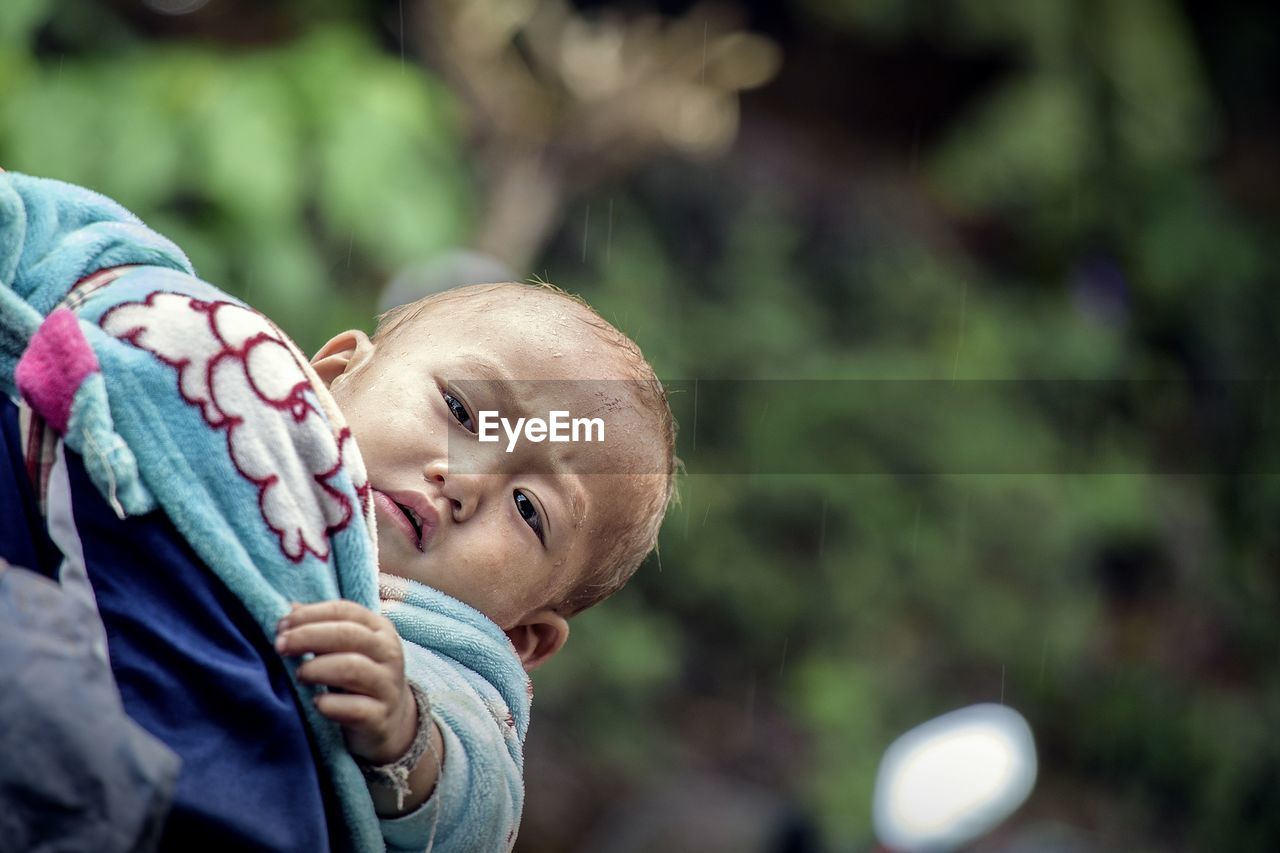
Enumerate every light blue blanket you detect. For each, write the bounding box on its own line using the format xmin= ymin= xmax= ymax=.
xmin=0 ymin=172 xmax=528 ymax=852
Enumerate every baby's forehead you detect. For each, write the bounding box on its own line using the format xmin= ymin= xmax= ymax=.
xmin=415 ymin=285 xmax=593 ymax=329
xmin=417 ymin=299 xmax=633 ymax=379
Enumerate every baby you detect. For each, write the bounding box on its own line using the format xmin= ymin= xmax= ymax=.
xmin=276 ymin=282 xmax=677 ymax=826
xmin=0 ymin=171 xmax=676 ymax=851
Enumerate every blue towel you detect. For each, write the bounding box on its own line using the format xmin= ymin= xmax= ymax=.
xmin=0 ymin=172 xmax=527 ymax=852
xmin=380 ymin=573 xmax=529 ymax=853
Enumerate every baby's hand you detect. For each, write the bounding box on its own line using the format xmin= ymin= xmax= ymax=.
xmin=275 ymin=601 xmax=417 ymax=765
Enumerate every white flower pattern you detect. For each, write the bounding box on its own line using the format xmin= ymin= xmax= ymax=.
xmin=101 ymin=292 xmax=362 ymax=561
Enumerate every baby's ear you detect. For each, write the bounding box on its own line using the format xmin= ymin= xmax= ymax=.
xmin=310 ymin=330 xmax=373 ymax=388
xmin=505 ymin=609 xmax=569 ymax=673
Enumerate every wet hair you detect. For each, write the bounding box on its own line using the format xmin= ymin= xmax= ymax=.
xmin=374 ymin=281 xmax=679 ymax=617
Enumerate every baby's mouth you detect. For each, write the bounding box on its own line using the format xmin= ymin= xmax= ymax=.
xmin=396 ymin=502 xmax=424 ymax=550
xmin=371 ymin=488 xmax=438 ymax=553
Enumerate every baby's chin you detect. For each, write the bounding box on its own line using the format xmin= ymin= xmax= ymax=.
xmin=370 ymin=534 xmax=486 ymax=600
xmin=372 ymin=524 xmax=431 ymax=585
xmin=373 ymin=545 xmax=433 ymax=588
xmin=372 ymin=556 xmax=499 ymax=623
xmin=375 ymin=559 xmax=415 ymax=581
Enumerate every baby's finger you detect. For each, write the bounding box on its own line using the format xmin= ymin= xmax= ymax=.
xmin=276 ymin=620 xmax=396 ymax=662
xmin=279 ymin=600 xmax=386 ymax=633
xmin=312 ymin=691 xmax=385 ymax=728
xmin=297 ymin=652 xmax=397 ymax=700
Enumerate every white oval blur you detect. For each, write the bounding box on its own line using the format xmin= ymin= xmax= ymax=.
xmin=873 ymin=703 xmax=1037 ymax=852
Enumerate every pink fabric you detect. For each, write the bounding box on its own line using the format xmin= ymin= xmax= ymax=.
xmin=16 ymin=308 xmax=100 ymax=434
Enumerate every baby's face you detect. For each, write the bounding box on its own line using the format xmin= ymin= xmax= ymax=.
xmin=315 ymin=293 xmax=657 ymax=646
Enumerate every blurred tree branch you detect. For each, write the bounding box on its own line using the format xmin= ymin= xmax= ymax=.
xmin=411 ymin=0 xmax=780 ymax=272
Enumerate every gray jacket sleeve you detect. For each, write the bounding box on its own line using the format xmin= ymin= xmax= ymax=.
xmin=0 ymin=560 xmax=181 ymax=853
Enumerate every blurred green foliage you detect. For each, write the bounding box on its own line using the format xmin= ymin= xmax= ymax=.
xmin=0 ymin=0 xmax=471 ymax=352
xmin=3 ymin=0 xmax=1278 ymax=850
xmin=550 ymin=1 xmax=1279 ymax=849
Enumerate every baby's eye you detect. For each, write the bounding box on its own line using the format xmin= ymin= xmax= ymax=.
xmin=514 ymin=490 xmax=545 ymax=543
xmin=442 ymin=390 xmax=475 ymax=432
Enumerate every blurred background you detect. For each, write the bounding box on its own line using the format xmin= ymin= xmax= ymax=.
xmin=3 ymin=0 xmax=1279 ymax=850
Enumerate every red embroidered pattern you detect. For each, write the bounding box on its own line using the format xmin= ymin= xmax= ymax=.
xmin=101 ymin=291 xmax=359 ymax=561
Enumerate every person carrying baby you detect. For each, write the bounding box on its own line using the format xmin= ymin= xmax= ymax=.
xmin=0 ymin=171 xmax=676 ymax=852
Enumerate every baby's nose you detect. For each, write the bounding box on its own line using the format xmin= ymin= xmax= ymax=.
xmin=424 ymin=458 xmax=447 ymax=486
xmin=424 ymin=459 xmax=475 ymax=521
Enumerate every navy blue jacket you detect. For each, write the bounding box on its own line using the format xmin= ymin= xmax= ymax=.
xmin=0 ymin=397 xmax=341 ymax=851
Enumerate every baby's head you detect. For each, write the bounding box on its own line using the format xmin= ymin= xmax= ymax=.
xmin=311 ymin=283 xmax=676 ymax=671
